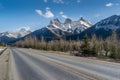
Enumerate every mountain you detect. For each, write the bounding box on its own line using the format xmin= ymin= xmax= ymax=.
xmin=43 ymin=17 xmax=92 ymax=40
xmin=3 ymin=15 xmax=120 ymax=44
xmin=17 ymin=28 xmax=31 ymax=38
xmin=0 ymin=28 xmax=31 ymax=43
xmin=47 ymin=17 xmax=92 ymax=35
xmin=14 ymin=17 xmax=92 ymax=42
xmin=67 ymin=15 xmax=120 ymax=40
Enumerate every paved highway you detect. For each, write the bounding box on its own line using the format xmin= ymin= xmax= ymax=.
xmin=9 ymin=48 xmax=120 ymax=80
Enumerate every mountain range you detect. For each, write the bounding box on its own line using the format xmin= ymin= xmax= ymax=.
xmin=21 ymin=17 xmax=92 ymax=41
xmin=68 ymin=15 xmax=120 ymax=40
xmin=0 ymin=28 xmax=31 ymax=43
xmin=0 ymin=15 xmax=120 ymax=44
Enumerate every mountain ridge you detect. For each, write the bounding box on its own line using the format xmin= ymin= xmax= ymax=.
xmin=67 ymin=15 xmax=120 ymax=40
xmin=0 ymin=28 xmax=31 ymax=43
xmin=9 ymin=17 xmax=92 ymax=43
xmin=1 ymin=15 xmax=120 ymax=44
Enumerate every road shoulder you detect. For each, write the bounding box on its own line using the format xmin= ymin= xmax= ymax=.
xmin=0 ymin=49 xmax=9 ymax=80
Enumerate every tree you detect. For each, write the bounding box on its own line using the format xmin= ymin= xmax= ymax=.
xmin=103 ymin=41 xmax=109 ymax=57
xmin=40 ymin=36 xmax=47 ymax=50
xmin=0 ymin=42 xmax=3 ymax=46
xmin=110 ymin=46 xmax=117 ymax=59
xmin=90 ymin=34 xmax=99 ymax=56
xmin=107 ymin=30 xmax=120 ymax=59
xmin=81 ymin=34 xmax=91 ymax=56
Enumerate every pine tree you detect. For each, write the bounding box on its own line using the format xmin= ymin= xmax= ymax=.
xmin=108 ymin=30 xmax=119 ymax=59
xmin=103 ymin=41 xmax=109 ymax=57
xmin=81 ymin=34 xmax=91 ymax=56
xmin=0 ymin=42 xmax=3 ymax=46
xmin=91 ymin=34 xmax=99 ymax=56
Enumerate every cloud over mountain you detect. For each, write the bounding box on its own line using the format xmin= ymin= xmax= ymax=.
xmin=36 ymin=7 xmax=54 ymax=18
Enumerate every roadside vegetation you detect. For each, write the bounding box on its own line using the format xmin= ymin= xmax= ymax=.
xmin=14 ymin=31 xmax=120 ymax=59
xmin=0 ymin=42 xmax=3 ymax=47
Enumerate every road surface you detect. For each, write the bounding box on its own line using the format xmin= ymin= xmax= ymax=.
xmin=8 ymin=48 xmax=120 ymax=80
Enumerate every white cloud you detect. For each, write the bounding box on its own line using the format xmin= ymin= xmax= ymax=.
xmin=53 ymin=0 xmax=64 ymax=4
xmin=44 ymin=10 xmax=54 ymax=18
xmin=43 ymin=0 xmax=48 ymax=3
xmin=35 ymin=9 xmax=43 ymax=15
xmin=16 ymin=26 xmax=31 ymax=32
xmin=61 ymin=15 xmax=68 ymax=19
xmin=59 ymin=11 xmax=68 ymax=19
xmin=106 ymin=2 xmax=113 ymax=7
xmin=43 ymin=0 xmax=65 ymax=4
xmin=21 ymin=26 xmax=31 ymax=31
xmin=35 ymin=8 xmax=54 ymax=18
xmin=105 ymin=2 xmax=120 ymax=7
xmin=77 ymin=0 xmax=80 ymax=3
xmin=59 ymin=11 xmax=64 ymax=15
xmin=46 ymin=7 xmax=50 ymax=10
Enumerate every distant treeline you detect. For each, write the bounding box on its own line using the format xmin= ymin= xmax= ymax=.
xmin=14 ymin=31 xmax=120 ymax=59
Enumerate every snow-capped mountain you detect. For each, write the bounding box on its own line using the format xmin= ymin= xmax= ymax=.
xmin=0 ymin=28 xmax=31 ymax=43
xmin=0 ymin=32 xmax=18 ymax=38
xmin=47 ymin=17 xmax=92 ymax=35
xmin=95 ymin=15 xmax=120 ymax=30
xmin=13 ymin=17 xmax=92 ymax=43
xmin=17 ymin=28 xmax=31 ymax=38
xmin=67 ymin=15 xmax=120 ymax=40
xmin=11 ymin=15 xmax=120 ymax=43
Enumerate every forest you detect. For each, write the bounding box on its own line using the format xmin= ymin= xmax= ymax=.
xmin=14 ymin=31 xmax=120 ymax=59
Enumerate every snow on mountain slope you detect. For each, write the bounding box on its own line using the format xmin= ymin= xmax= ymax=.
xmin=0 ymin=28 xmax=31 ymax=38
xmin=4 ymin=18 xmax=92 ymax=43
xmin=95 ymin=15 xmax=120 ymax=30
xmin=17 ymin=28 xmax=31 ymax=38
xmin=67 ymin=15 xmax=120 ymax=40
xmin=47 ymin=17 xmax=92 ymax=35
xmin=0 ymin=32 xmax=18 ymax=38
xmin=0 ymin=28 xmax=31 ymax=43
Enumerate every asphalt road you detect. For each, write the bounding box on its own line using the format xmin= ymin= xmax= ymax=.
xmin=9 ymin=48 xmax=120 ymax=80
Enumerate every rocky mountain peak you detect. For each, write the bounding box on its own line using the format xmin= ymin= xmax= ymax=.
xmin=64 ymin=18 xmax=72 ymax=24
xmin=50 ymin=18 xmax=61 ymax=24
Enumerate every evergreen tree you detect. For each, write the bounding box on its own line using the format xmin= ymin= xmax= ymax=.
xmin=91 ymin=34 xmax=99 ymax=56
xmin=0 ymin=42 xmax=3 ymax=46
xmin=103 ymin=41 xmax=109 ymax=57
xmin=81 ymin=34 xmax=91 ymax=56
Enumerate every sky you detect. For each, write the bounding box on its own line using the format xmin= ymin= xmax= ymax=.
xmin=0 ymin=0 xmax=120 ymax=32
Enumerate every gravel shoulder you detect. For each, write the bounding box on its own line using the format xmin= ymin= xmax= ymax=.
xmin=0 ymin=49 xmax=9 ymax=80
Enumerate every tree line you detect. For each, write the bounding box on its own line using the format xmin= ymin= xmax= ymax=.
xmin=14 ymin=31 xmax=120 ymax=59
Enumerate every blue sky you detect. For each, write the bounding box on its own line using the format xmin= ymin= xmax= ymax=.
xmin=0 ymin=0 xmax=120 ymax=32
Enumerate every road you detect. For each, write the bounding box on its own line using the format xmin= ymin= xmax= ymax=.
xmin=9 ymin=48 xmax=120 ymax=80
